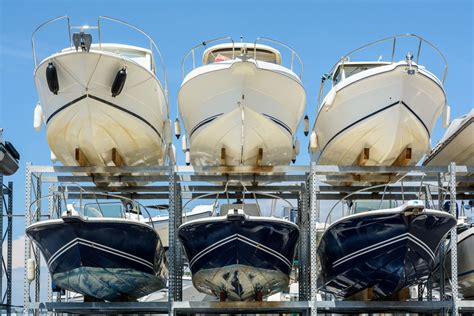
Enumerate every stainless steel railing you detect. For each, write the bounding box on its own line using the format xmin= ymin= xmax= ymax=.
xmin=31 ymin=15 xmax=169 ymax=112
xmin=181 ymin=36 xmax=235 ymax=80
xmin=253 ymin=37 xmax=304 ymax=79
xmin=181 ymin=36 xmax=304 ymax=80
xmin=28 ymin=188 xmax=156 ymax=229
xmin=318 ymin=34 xmax=449 ymax=107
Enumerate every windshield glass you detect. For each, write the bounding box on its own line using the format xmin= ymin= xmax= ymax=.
xmin=206 ymin=48 xmax=279 ymax=64
xmin=83 ymin=202 xmax=125 ymax=218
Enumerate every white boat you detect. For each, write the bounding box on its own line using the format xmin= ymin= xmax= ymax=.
xmin=423 ymin=109 xmax=474 ymax=166
xmin=178 ymin=37 xmax=306 ymax=167
xmin=32 ymin=16 xmax=170 ymax=167
xmin=150 ymin=204 xmax=213 ymax=248
xmin=311 ymin=34 xmax=450 ymax=167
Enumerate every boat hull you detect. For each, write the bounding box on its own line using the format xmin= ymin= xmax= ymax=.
xmin=313 ymin=63 xmax=445 ymax=166
xmin=178 ymin=60 xmax=305 ymax=166
xmin=34 ymin=50 xmax=168 ymax=167
xmin=424 ymin=112 xmax=474 ymax=166
xmin=444 ymin=226 xmax=474 ymax=298
xmin=318 ymin=209 xmax=455 ymax=298
xmin=26 ymin=216 xmax=168 ymax=301
xmin=178 ymin=215 xmax=299 ymax=300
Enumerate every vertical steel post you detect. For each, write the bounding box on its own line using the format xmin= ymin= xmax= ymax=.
xmin=23 ymin=162 xmax=32 ymax=313
xmin=175 ymin=183 xmax=183 ymax=301
xmin=168 ymin=171 xmax=176 ymax=303
xmin=7 ymin=181 xmax=13 ymax=309
xmin=297 ymin=187 xmax=305 ymax=300
xmin=299 ymin=183 xmax=310 ymax=301
xmin=34 ymin=175 xmax=41 ymax=307
xmin=438 ymin=173 xmax=446 ymax=307
xmin=0 ymin=172 xmax=3 ymax=302
xmin=309 ymin=162 xmax=319 ymax=316
xmin=449 ymin=162 xmax=458 ymax=316
xmin=47 ymin=185 xmax=55 ymax=303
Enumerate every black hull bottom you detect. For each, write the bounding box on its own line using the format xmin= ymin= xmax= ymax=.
xmin=318 ymin=209 xmax=455 ymax=298
xmin=26 ymin=216 xmax=168 ymax=301
xmin=178 ymin=215 xmax=299 ymax=301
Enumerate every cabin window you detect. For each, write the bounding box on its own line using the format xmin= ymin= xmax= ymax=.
xmin=352 ymin=200 xmax=397 ymax=214
xmin=333 ymin=63 xmax=388 ymax=85
xmin=83 ymin=202 xmax=125 ymax=218
xmin=206 ymin=48 xmax=278 ymax=64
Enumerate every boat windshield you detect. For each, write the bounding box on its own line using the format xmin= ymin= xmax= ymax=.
xmin=203 ymin=44 xmax=281 ymax=65
xmin=351 ymin=200 xmax=398 ymax=215
xmin=332 ymin=62 xmax=390 ymax=85
xmin=82 ymin=202 xmax=126 ymax=218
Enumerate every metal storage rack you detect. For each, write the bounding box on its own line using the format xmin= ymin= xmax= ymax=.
xmin=22 ymin=163 xmax=473 ymax=315
xmin=0 ymin=176 xmax=14 ymax=314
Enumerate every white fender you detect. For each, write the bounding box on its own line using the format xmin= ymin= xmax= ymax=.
xmin=174 ymin=118 xmax=181 ymax=139
xmin=33 ymin=103 xmax=43 ymax=132
xmin=50 ymin=151 xmax=57 ymax=163
xmin=324 ymin=89 xmax=337 ymax=110
xmin=303 ymin=115 xmax=309 ymax=136
xmin=181 ymin=134 xmax=188 ymax=152
xmin=185 ymin=149 xmax=191 ymax=166
xmin=26 ymin=258 xmax=36 ymax=282
xmin=294 ymin=139 xmax=300 ymax=156
xmin=309 ymin=131 xmax=318 ymax=152
xmin=442 ymin=105 xmax=451 ymax=128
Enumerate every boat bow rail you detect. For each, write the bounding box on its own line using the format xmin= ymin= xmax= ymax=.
xmin=181 ymin=36 xmax=304 ymax=80
xmin=27 ymin=187 xmax=156 ymax=230
xmin=317 ymin=33 xmax=449 ymax=106
xmin=31 ymin=15 xmax=169 ymax=110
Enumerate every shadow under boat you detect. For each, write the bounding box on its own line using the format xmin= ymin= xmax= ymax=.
xmin=26 ymin=192 xmax=168 ymax=301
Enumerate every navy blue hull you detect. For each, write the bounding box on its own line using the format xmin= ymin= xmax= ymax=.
xmin=178 ymin=216 xmax=299 ymax=300
xmin=318 ymin=210 xmax=456 ymax=298
xmin=26 ymin=216 xmax=168 ymax=301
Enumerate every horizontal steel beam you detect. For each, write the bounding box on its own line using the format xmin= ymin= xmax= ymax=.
xmin=29 ymin=164 xmax=474 ymax=176
xmin=44 ymin=302 xmax=169 ymax=314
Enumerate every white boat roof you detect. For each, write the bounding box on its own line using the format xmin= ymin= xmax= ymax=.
xmin=61 ymin=43 xmax=152 ymax=55
xmin=438 ymin=108 xmax=473 ymax=144
xmin=202 ymin=42 xmax=282 ymax=65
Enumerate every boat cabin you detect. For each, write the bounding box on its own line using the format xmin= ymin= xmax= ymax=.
xmin=331 ymin=61 xmax=391 ymax=86
xmin=62 ymin=43 xmax=155 ymax=72
xmin=220 ymin=203 xmax=261 ymax=216
xmin=350 ymin=200 xmax=398 ymax=215
xmin=202 ymin=43 xmax=282 ymax=65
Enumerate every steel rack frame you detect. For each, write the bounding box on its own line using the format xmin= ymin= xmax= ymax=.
xmin=0 ymin=177 xmax=14 ymax=315
xmin=22 ymin=163 xmax=473 ymax=315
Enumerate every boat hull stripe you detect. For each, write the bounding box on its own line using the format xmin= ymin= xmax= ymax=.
xmin=48 ymin=237 xmax=154 ymax=270
xmin=45 ymin=94 xmax=162 ymax=140
xmin=320 ymin=101 xmax=430 ymax=156
xmin=333 ymin=233 xmax=435 ymax=268
xmin=189 ymin=113 xmax=224 ymax=138
xmin=189 ymin=233 xmax=291 ymax=269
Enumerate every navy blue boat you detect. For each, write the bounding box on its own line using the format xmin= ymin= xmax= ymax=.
xmin=318 ymin=200 xmax=456 ymax=298
xmin=26 ymin=202 xmax=168 ymax=301
xmin=178 ymin=206 xmax=299 ymax=301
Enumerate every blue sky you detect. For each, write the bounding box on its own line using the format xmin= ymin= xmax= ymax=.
xmin=0 ymin=0 xmax=472 ymax=305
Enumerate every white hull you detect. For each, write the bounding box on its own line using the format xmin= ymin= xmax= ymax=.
xmin=178 ymin=60 xmax=305 ymax=166
xmin=34 ymin=48 xmax=168 ymax=166
xmin=313 ymin=62 xmax=446 ymax=166
xmin=445 ymin=227 xmax=474 ymax=298
xmin=424 ymin=110 xmax=474 ymax=166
